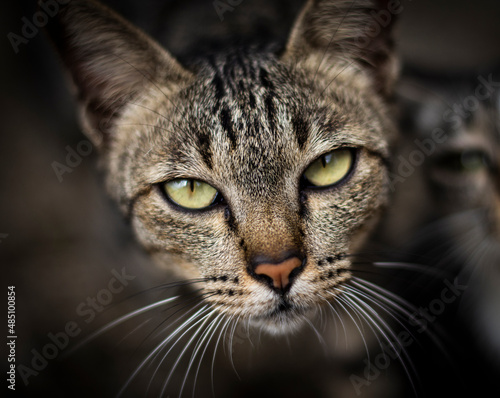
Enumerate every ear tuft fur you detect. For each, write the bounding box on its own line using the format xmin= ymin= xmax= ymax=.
xmin=282 ymin=0 xmax=399 ymax=96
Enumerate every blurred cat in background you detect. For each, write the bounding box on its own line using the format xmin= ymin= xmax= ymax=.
xmin=382 ymin=66 xmax=500 ymax=392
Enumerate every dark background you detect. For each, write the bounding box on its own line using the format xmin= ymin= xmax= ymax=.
xmin=2 ymin=0 xmax=500 ymax=397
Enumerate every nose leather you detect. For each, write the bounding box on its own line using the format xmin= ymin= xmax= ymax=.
xmin=254 ymin=257 xmax=303 ymax=290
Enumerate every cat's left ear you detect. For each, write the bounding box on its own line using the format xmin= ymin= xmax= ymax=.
xmin=44 ymin=0 xmax=193 ymax=149
xmin=282 ymin=0 xmax=399 ymax=97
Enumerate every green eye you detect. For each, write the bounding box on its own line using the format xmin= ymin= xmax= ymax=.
xmin=163 ymin=179 xmax=219 ymax=209
xmin=303 ymin=149 xmax=354 ymax=187
xmin=434 ymin=150 xmax=489 ymax=173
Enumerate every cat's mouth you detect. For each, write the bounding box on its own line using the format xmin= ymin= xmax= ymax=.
xmin=248 ymin=297 xmax=313 ymax=334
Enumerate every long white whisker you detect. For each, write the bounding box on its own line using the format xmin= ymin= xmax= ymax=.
xmin=304 ymin=314 xmax=328 ymax=354
xmin=65 ymin=296 xmax=179 ymax=357
xmin=160 ymin=309 xmax=218 ymax=397
xmin=116 ymin=318 xmax=154 ymax=347
xmin=334 ymin=291 xmax=383 ymax=353
xmin=227 ymin=316 xmax=242 ymax=380
xmin=178 ymin=310 xmax=223 ymax=398
xmin=344 ymin=291 xmax=417 ymax=395
xmin=352 ymin=278 xmax=454 ymax=360
xmin=211 ymin=315 xmax=234 ymax=397
xmin=145 ymin=300 xmax=209 ymax=371
xmin=344 ymin=285 xmax=416 ymax=340
xmin=372 ymin=262 xmax=445 ymax=276
xmin=191 ymin=313 xmax=226 ymax=398
xmin=118 ymin=304 xmax=210 ymax=397
xmin=326 ymin=295 xmax=369 ymax=362
xmin=147 ymin=305 xmax=213 ymax=394
xmin=352 ymin=277 xmax=417 ymax=313
xmin=323 ymin=298 xmax=345 ymax=348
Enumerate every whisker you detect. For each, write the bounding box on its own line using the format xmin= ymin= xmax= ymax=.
xmin=318 ymin=58 xmax=358 ymax=101
xmin=325 ymin=294 xmax=369 ymax=361
xmin=115 ymin=123 xmax=178 ymax=135
xmin=304 ymin=314 xmax=328 ymax=355
xmin=120 ymin=304 xmax=212 ymax=397
xmin=211 ymin=315 xmax=234 ymax=398
xmin=334 ymin=291 xmax=382 ymax=355
xmin=323 ymin=298 xmax=346 ymax=348
xmin=64 ymin=295 xmax=180 ymax=357
xmin=343 ymin=291 xmax=418 ymax=396
xmin=126 ymin=101 xmax=191 ymax=137
xmin=179 ymin=310 xmax=223 ymax=398
xmin=144 ymin=298 xmax=213 ymax=374
xmin=309 ymin=0 xmax=357 ymax=96
xmin=227 ymin=315 xmax=242 ymax=380
xmin=352 ymin=277 xmax=421 ymax=314
xmin=142 ymin=290 xmax=211 ymax=344
xmin=115 ymin=317 xmax=154 ymax=348
xmin=110 ymin=52 xmax=189 ymax=120
xmin=191 ymin=313 xmax=226 ymax=398
xmin=160 ymin=309 xmax=218 ymax=397
xmin=352 ymin=277 xmax=453 ymax=361
xmin=344 ymin=285 xmax=418 ymax=343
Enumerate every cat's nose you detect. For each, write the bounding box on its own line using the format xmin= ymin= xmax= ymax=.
xmin=251 ymin=254 xmax=304 ymax=293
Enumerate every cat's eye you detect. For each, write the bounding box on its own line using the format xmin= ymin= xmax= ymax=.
xmin=303 ymin=149 xmax=354 ymax=187
xmin=162 ymin=179 xmax=219 ymax=210
xmin=434 ymin=150 xmax=490 ymax=173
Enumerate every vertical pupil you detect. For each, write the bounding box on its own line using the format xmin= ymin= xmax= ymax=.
xmin=189 ymin=180 xmax=195 ymax=192
xmin=321 ymin=156 xmax=327 ymax=168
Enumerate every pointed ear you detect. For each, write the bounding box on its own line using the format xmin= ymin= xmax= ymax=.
xmin=282 ymin=0 xmax=399 ymax=96
xmin=43 ymin=0 xmax=193 ymax=148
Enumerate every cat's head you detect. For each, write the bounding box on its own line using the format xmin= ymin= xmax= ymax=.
xmin=397 ymin=70 xmax=500 ymax=237
xmin=45 ymin=0 xmax=398 ymax=333
xmin=394 ymin=68 xmax=500 ymax=365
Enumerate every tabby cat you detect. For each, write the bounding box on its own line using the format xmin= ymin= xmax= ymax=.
xmin=381 ymin=67 xmax=500 ymax=395
xmin=44 ymin=0 xmax=411 ymax=396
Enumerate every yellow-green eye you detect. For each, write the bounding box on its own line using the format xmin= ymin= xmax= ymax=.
xmin=434 ymin=150 xmax=489 ymax=173
xmin=303 ymin=149 xmax=354 ymax=187
xmin=163 ymin=179 xmax=218 ymax=209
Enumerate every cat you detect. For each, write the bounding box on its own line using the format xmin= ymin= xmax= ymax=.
xmin=41 ymin=0 xmax=419 ymax=396
xmin=380 ymin=66 xmax=500 ymax=395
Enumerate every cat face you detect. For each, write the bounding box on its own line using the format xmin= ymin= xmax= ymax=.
xmin=398 ymin=73 xmax=500 ymax=235
xmin=392 ymin=71 xmax=500 ymax=364
xmin=46 ymin=0 xmax=398 ymax=333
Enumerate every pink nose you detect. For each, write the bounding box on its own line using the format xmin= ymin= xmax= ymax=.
xmin=253 ymin=257 xmax=303 ymax=291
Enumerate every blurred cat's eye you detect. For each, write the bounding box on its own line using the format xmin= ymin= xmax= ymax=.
xmin=303 ymin=149 xmax=354 ymax=187
xmin=163 ymin=179 xmax=219 ymax=209
xmin=434 ymin=150 xmax=490 ymax=173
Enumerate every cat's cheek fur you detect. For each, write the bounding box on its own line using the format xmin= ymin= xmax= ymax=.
xmin=306 ymin=151 xmax=388 ymax=250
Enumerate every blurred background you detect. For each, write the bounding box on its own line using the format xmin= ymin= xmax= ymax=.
xmin=2 ymin=0 xmax=500 ymax=397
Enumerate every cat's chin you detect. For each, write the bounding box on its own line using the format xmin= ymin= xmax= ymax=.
xmin=248 ymin=307 xmax=316 ymax=336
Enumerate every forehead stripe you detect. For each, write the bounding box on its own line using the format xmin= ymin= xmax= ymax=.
xmin=220 ymin=105 xmax=237 ymax=150
xmin=292 ymin=113 xmax=309 ymax=150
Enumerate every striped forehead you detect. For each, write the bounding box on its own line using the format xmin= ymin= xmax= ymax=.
xmin=192 ymin=54 xmax=307 ymax=181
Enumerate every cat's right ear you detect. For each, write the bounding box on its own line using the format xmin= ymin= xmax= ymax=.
xmin=43 ymin=0 xmax=192 ymax=149
xmin=282 ymin=0 xmax=399 ymax=97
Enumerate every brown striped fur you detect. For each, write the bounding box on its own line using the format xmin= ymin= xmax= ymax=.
xmin=45 ymin=0 xmax=399 ymax=333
